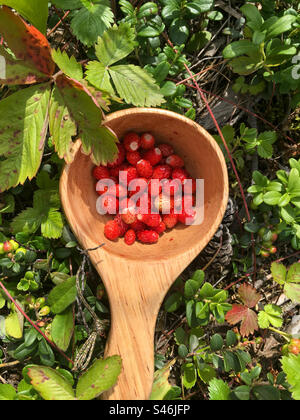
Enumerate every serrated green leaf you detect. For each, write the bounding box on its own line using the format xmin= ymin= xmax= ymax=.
xmin=85 ymin=61 xmax=115 ymax=95
xmin=51 ymin=49 xmax=83 ymax=80
xmin=5 ymin=307 xmax=23 ymax=339
xmin=281 ymin=355 xmax=300 ymax=400
xmin=0 ymin=0 xmax=49 ymax=33
xmin=150 ymin=359 xmax=176 ymax=400
xmin=258 ymin=304 xmax=283 ymax=329
xmin=0 ymin=84 xmax=50 ymax=192
xmin=94 ymin=23 xmax=136 ymax=66
xmin=70 ymin=0 xmax=114 ymax=46
xmin=51 ymin=308 xmax=74 ymax=352
xmin=41 ymin=209 xmax=64 ymax=239
xmin=25 ymin=365 xmax=75 ymax=400
xmin=76 ymin=356 xmax=122 ymax=400
xmin=287 ymin=263 xmax=300 ymax=284
xmin=284 ymin=283 xmax=300 ymax=304
xmin=271 ymin=262 xmax=287 ymax=285
xmin=208 ymin=378 xmax=231 ymax=400
xmin=109 ymin=64 xmax=165 ymax=107
xmin=48 ymin=276 xmax=77 ymax=314
xmin=0 ymin=384 xmax=17 ymax=400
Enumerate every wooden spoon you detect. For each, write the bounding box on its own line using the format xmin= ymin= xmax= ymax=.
xmin=60 ymin=108 xmax=228 ymax=400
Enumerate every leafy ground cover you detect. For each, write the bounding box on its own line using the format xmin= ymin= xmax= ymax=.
xmin=0 ymin=0 xmax=299 ymax=401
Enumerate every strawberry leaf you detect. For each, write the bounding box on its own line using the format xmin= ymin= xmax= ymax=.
xmin=238 ymin=283 xmax=261 ymax=308
xmin=0 ymin=1 xmax=49 ymax=33
xmin=281 ymin=355 xmax=300 ymax=400
xmin=225 ymin=304 xmax=259 ymax=337
xmin=56 ymin=75 xmax=118 ymax=165
xmin=51 ymin=49 xmax=83 ymax=80
xmin=0 ymin=84 xmax=51 ymax=192
xmin=0 ymin=6 xmax=55 ymax=76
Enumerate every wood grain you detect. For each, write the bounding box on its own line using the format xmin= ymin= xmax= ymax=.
xmin=59 ymin=108 xmax=229 ymax=400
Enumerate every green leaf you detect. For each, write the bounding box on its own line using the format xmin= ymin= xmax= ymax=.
xmin=169 ymin=18 xmax=189 ymax=45
xmin=252 ymin=385 xmax=281 ymax=400
xmin=0 ymin=0 xmax=49 ymax=33
xmin=231 ymin=385 xmax=251 ymax=400
xmin=184 ymin=279 xmax=199 ymax=298
xmin=208 ymin=378 xmax=231 ymax=400
xmin=0 ymin=384 xmax=17 ymax=400
xmin=265 ymin=15 xmax=297 ymax=40
xmin=51 ymin=49 xmax=83 ymax=80
xmin=49 ymin=86 xmax=77 ymax=163
xmin=85 ymin=61 xmax=115 ymax=95
xmin=76 ymin=356 xmax=122 ymax=400
xmin=0 ymin=84 xmax=50 ymax=192
xmin=48 ymin=276 xmax=77 ymax=314
xmin=281 ymin=355 xmax=300 ymax=400
xmin=94 ymin=23 xmax=136 ymax=66
xmin=70 ymin=0 xmax=114 ymax=46
xmin=263 ymin=191 xmax=281 ymax=206
xmin=287 ymin=263 xmax=300 ymax=284
xmin=182 ymin=363 xmax=196 ymax=389
xmin=150 ymin=359 xmax=176 ymax=400
xmin=258 ymin=304 xmax=283 ymax=329
xmin=51 ymin=0 xmax=83 ymax=10
xmin=223 ymin=40 xmax=260 ymax=59
xmin=164 ymin=292 xmax=183 ymax=312
xmin=186 ymin=0 xmax=213 ymax=15
xmin=51 ymin=308 xmax=74 ymax=352
xmin=5 ymin=307 xmax=23 ymax=339
xmin=284 ymin=283 xmax=300 ymax=304
xmin=56 ymin=75 xmax=118 ymax=165
xmin=210 ymin=334 xmax=224 ymax=351
xmin=226 ymin=330 xmax=237 ymax=347
xmin=160 ymin=81 xmax=177 ymax=97
xmin=197 ymin=363 xmax=216 ymax=384
xmin=25 ymin=365 xmax=75 ymax=400
xmin=41 ymin=209 xmax=64 ymax=239
xmin=240 ymin=4 xmax=264 ymax=30
xmin=109 ymin=64 xmax=164 ymax=107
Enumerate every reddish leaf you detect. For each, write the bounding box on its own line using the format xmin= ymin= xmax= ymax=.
xmin=225 ymin=304 xmax=259 ymax=337
xmin=238 ymin=283 xmax=261 ymax=308
xmin=0 ymin=6 xmax=55 ymax=78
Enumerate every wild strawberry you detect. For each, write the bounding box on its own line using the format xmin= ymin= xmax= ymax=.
xmin=269 ymin=246 xmax=277 ymax=254
xmin=130 ymin=219 xmax=146 ymax=232
xmin=119 ymin=166 xmax=138 ymax=185
xmin=136 ymin=159 xmax=153 ymax=178
xmin=172 ymin=167 xmax=188 ymax=183
xmin=289 ymin=339 xmax=300 ymax=355
xmin=109 ymin=163 xmax=128 ymax=179
xmin=127 ymin=151 xmax=141 ymax=166
xmin=124 ymin=229 xmax=136 ymax=245
xmin=138 ymin=214 xmax=162 ymax=228
xmin=92 ymin=165 xmax=110 ymax=180
xmin=260 ymin=250 xmax=270 ymax=258
xmin=135 ymin=193 xmax=151 ymax=215
xmin=137 ymin=230 xmax=159 ymax=244
xmin=152 ymin=164 xmax=172 ymax=180
xmin=120 ymin=200 xmax=137 ymax=224
xmin=3 ymin=241 xmax=13 ymax=253
xmin=166 ymin=154 xmax=184 ymax=168
xmin=109 ymin=183 xmax=127 ymax=198
xmin=96 ymin=178 xmax=116 ymax=195
xmin=114 ymin=214 xmax=128 ymax=237
xmin=163 ymin=213 xmax=178 ymax=229
xmin=161 ymin=178 xmax=181 ymax=196
xmin=108 ymin=144 xmax=125 ymax=168
xmin=104 ymin=220 xmax=121 ymax=240
xmin=123 ymin=132 xmax=141 ymax=152
xmin=154 ymin=221 xmax=166 ymax=234
xmin=143 ymin=148 xmax=162 ymax=166
xmin=141 ymin=133 xmax=155 ymax=149
xmin=177 ymin=208 xmax=196 ymax=225
xmin=158 ymin=143 xmax=174 ymax=157
xmin=98 ymin=195 xmax=119 ymax=214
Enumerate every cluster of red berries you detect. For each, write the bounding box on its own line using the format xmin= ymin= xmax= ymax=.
xmin=92 ymin=132 xmax=197 ymax=245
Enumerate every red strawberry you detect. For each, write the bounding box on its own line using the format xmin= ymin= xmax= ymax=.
xmin=123 ymin=132 xmax=141 ymax=152
xmin=114 ymin=214 xmax=129 ymax=237
xmin=136 ymin=159 xmax=153 ymax=178
xmin=130 ymin=219 xmax=146 ymax=232
xmin=172 ymin=168 xmax=188 ymax=183
xmin=109 ymin=163 xmax=128 ymax=179
xmin=135 ymin=192 xmax=151 ymax=214
xmin=154 ymin=221 xmax=167 ymax=234
xmin=143 ymin=148 xmax=162 ymax=166
xmin=92 ymin=165 xmax=110 ymax=180
xmin=153 ymin=194 xmax=174 ymax=213
xmin=128 ymin=178 xmax=148 ymax=197
xmin=119 ymin=166 xmax=138 ymax=185
xmin=148 ymin=179 xmax=162 ymax=197
xmin=98 ymin=195 xmax=119 ymax=214
xmin=104 ymin=220 xmax=121 ymax=240
xmin=137 ymin=230 xmax=159 ymax=244
xmin=108 ymin=144 xmax=125 ymax=168
xmin=108 ymin=183 xmax=127 ymax=198
xmin=163 ymin=213 xmax=178 ymax=229
xmin=104 ymin=220 xmax=121 ymax=241
xmin=152 ymin=164 xmax=172 ymax=180
xmin=141 ymin=133 xmax=155 ymax=149
xmin=124 ymin=229 xmax=136 ymax=245
xmin=137 ymin=214 xmax=162 ymax=228
xmin=166 ymin=154 xmax=184 ymax=168
xmin=158 ymin=143 xmax=174 ymax=157
xmin=127 ymin=151 xmax=141 ymax=166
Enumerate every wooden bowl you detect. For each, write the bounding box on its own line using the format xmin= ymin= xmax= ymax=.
xmin=60 ymin=108 xmax=228 ymax=400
